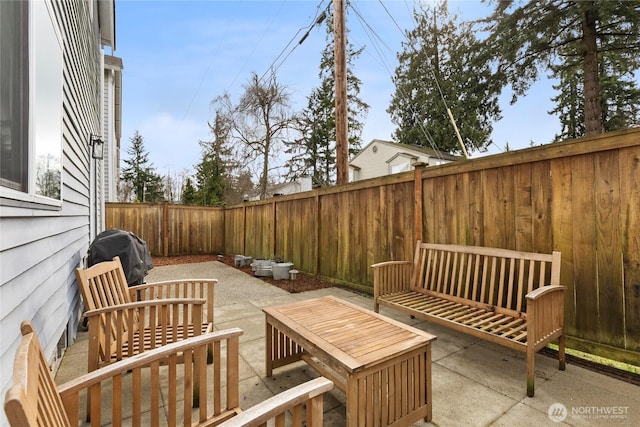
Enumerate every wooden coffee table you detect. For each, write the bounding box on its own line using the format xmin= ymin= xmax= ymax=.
xmin=263 ymin=296 xmax=437 ymax=426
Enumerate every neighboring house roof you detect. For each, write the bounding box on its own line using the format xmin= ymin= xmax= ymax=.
xmin=349 ymin=139 xmax=461 ymax=181
xmin=350 ymin=139 xmax=461 ymax=164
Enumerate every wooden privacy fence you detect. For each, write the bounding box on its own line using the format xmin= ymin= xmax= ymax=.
xmin=106 ymin=127 xmax=640 ymax=365
xmin=105 ymin=202 xmax=225 ymax=256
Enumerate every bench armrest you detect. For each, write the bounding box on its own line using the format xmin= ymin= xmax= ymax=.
xmin=525 ymin=284 xmax=565 ymax=301
xmin=129 ymin=279 xmax=217 ymax=323
xmin=218 ymin=377 xmax=334 ymax=427
xmin=372 ymin=261 xmax=413 ymax=309
xmin=525 ymin=285 xmax=565 ymax=350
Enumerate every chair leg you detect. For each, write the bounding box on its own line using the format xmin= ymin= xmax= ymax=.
xmin=193 ymin=351 xmax=201 ymax=408
xmin=207 ymin=343 xmax=214 ymax=364
xmin=558 ymin=335 xmax=566 ymax=371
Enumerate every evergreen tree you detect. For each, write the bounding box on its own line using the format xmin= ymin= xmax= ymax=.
xmin=181 ymin=177 xmax=197 ymax=205
xmin=388 ymin=1 xmax=499 ymax=154
xmin=550 ymin=50 xmax=640 ymax=142
xmin=483 ymin=0 xmax=640 ymax=137
xmin=193 ymin=113 xmax=235 ymax=206
xmin=120 ymin=130 xmax=164 ymax=202
xmin=228 ymin=170 xmax=254 ymax=205
xmin=286 ymin=8 xmax=369 ymax=187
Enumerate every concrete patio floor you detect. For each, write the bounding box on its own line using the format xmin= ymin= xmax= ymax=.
xmin=55 ymin=261 xmax=639 ymax=426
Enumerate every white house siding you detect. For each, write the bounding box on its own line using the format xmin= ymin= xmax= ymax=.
xmin=0 ymin=1 xmax=113 ymax=423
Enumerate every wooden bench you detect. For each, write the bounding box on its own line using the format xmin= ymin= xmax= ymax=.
xmin=372 ymin=242 xmax=565 ymax=397
xmin=4 ymin=321 xmax=334 ymax=427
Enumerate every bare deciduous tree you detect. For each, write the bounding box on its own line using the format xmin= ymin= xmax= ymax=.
xmin=214 ymin=73 xmax=298 ymax=199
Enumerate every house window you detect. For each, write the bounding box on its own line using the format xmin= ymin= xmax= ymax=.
xmin=0 ymin=0 xmax=63 ymax=204
xmin=0 ymin=0 xmax=29 ymax=192
xmin=390 ymin=162 xmax=411 ymax=174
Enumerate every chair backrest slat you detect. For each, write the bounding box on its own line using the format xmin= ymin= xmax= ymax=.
xmin=4 ymin=321 xmax=71 ymax=427
xmin=75 ymin=256 xmax=132 ymax=310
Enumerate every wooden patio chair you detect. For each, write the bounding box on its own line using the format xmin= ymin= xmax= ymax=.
xmin=74 ymin=256 xmax=216 ymax=371
xmin=4 ymin=321 xmax=334 ymax=426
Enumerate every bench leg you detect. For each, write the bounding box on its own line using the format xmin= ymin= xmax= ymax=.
xmin=526 ymin=350 xmax=535 ymax=397
xmin=558 ymin=335 xmax=566 ymax=371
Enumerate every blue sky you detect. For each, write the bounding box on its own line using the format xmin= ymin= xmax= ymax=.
xmin=114 ymin=0 xmax=560 ymax=177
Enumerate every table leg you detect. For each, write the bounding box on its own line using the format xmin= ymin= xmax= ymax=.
xmin=346 ymin=375 xmax=358 ymax=427
xmin=266 ymin=318 xmax=273 ymax=377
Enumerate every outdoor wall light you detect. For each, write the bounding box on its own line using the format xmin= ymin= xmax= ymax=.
xmin=90 ymin=133 xmax=104 ymax=160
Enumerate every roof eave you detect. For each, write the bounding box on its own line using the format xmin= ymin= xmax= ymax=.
xmin=98 ymin=0 xmax=116 ymax=50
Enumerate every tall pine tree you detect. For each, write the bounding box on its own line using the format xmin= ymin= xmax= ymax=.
xmin=483 ymin=0 xmax=640 ymax=137
xmin=181 ymin=177 xmax=197 ymax=205
xmin=120 ymin=130 xmax=164 ymax=202
xmin=193 ymin=113 xmax=235 ymax=206
xmin=388 ymin=0 xmax=499 ymax=154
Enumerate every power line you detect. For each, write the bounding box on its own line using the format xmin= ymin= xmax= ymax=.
xmin=258 ymin=0 xmax=330 ymax=86
xmin=374 ymin=0 xmax=469 ymax=158
xmin=349 ymin=1 xmax=447 ymax=160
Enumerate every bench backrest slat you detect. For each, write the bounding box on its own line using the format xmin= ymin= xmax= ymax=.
xmin=413 ymin=242 xmax=560 ymax=312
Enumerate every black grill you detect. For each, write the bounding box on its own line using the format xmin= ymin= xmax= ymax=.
xmin=87 ymin=229 xmax=153 ymax=286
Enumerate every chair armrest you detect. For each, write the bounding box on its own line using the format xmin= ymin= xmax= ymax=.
xmin=130 ymin=279 xmax=217 ymax=324
xmin=218 ymin=377 xmax=334 ymax=427
xmin=372 ymin=261 xmax=413 ymax=298
xmin=83 ymin=297 xmax=206 ymax=317
xmin=58 ymin=328 xmax=244 ymax=425
xmin=83 ymin=298 xmax=210 ymax=368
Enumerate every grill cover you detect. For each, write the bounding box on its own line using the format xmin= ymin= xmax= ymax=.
xmin=87 ymin=229 xmax=153 ymax=286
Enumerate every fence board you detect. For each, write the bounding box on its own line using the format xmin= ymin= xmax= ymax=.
xmin=532 ymin=160 xmax=552 ymax=254
xmin=571 ymin=154 xmax=599 ymax=343
xmin=620 ymin=145 xmax=640 ymax=351
xmin=551 ymin=156 xmax=577 ymax=335
xmin=454 ymin=172 xmax=470 ymax=244
xmin=514 ymin=163 xmax=533 ymax=252
xmin=467 ymin=170 xmax=483 ymax=246
xmin=594 ymin=150 xmax=624 ymax=346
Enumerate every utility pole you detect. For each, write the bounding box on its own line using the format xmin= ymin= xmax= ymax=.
xmin=334 ymin=0 xmax=348 ymax=185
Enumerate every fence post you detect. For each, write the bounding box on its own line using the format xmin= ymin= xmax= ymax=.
xmin=272 ymin=199 xmax=277 ymax=258
xmin=413 ymin=162 xmax=426 ymax=243
xmin=315 ymin=193 xmax=320 ymax=275
xmin=242 ymin=205 xmax=247 ymax=256
xmin=163 ymin=201 xmax=169 ymax=256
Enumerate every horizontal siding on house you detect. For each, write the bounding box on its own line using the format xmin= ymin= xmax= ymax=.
xmin=0 ymin=1 xmax=107 ymax=421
